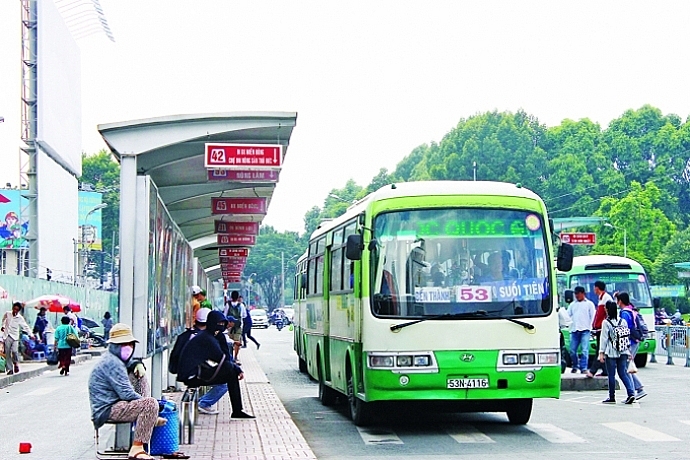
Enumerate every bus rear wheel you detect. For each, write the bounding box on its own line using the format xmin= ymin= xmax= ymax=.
xmin=506 ymin=398 xmax=532 ymax=425
xmin=318 ymin=358 xmax=337 ymax=406
xmin=634 ymin=353 xmax=647 ymax=368
xmin=298 ymin=356 xmax=308 ymax=373
xmin=347 ymin=372 xmax=372 ymax=426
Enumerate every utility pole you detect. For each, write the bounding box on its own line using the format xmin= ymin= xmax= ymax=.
xmin=281 ymin=252 xmax=285 ymax=308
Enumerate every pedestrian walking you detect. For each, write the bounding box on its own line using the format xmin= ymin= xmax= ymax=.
xmin=241 ymin=305 xmax=260 ymax=350
xmin=54 ymin=316 xmax=79 ymax=375
xmin=1 ymin=302 xmax=33 ymax=375
xmin=223 ymin=291 xmax=244 ymax=363
xmin=567 ymin=286 xmax=595 ymax=373
xmin=33 ymin=307 xmax=49 ymax=344
xmin=598 ymin=301 xmax=636 ymax=405
xmin=616 ymin=291 xmax=648 ymax=400
xmin=586 ymin=280 xmax=613 ymax=378
xmin=102 ymin=311 xmax=113 ymax=341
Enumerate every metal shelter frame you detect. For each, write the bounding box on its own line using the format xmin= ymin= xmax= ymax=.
xmin=98 ymin=111 xmax=297 ymax=398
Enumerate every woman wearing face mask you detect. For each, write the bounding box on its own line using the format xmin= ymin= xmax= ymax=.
xmin=88 ymin=323 xmax=165 ymax=460
xmin=178 ymin=310 xmax=254 ymax=419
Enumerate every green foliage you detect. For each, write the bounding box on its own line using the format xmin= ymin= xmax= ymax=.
xmin=243 ymin=226 xmax=303 ymax=310
xmin=652 ymin=227 xmax=690 ymax=285
xmin=81 ymin=150 xmax=120 ymax=256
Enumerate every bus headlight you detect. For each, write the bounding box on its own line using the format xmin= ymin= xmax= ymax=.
xmin=503 ymin=354 xmax=519 ymax=365
xmin=369 ymin=356 xmax=395 ymax=368
xmin=537 ymin=352 xmax=559 ymax=365
xmin=520 ymin=353 xmax=535 ymax=365
xmin=397 ymin=356 xmax=413 ymax=367
xmin=413 ymin=355 xmax=431 ymax=367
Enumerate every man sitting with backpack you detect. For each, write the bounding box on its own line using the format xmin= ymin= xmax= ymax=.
xmin=616 ymin=291 xmax=648 ymax=400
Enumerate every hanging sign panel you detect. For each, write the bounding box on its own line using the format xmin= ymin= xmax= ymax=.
xmin=205 ymin=143 xmax=282 ymax=169
xmin=221 ymin=264 xmax=245 ymax=271
xmin=560 ymin=232 xmax=596 ymax=245
xmin=208 ymin=169 xmax=280 ymax=182
xmin=217 ymin=235 xmax=256 ymax=246
xmin=224 ymin=276 xmax=242 ymax=284
xmin=219 ymin=248 xmax=249 ymax=258
xmin=219 ymin=256 xmax=246 ymax=264
xmin=212 ymin=197 xmax=267 ymax=215
xmin=214 ymin=221 xmax=259 ymax=235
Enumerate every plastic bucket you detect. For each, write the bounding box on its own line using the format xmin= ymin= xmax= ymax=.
xmin=150 ymin=400 xmax=179 ymax=455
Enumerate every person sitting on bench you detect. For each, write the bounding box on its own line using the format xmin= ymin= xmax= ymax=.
xmin=88 ymin=323 xmax=165 ymax=460
xmin=178 ymin=310 xmax=254 ymax=419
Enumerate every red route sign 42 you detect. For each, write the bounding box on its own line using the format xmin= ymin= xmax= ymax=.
xmin=560 ymin=232 xmax=596 ymax=245
xmin=205 ymin=143 xmax=283 ymax=169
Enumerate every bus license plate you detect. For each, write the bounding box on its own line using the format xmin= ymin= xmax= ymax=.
xmin=447 ymin=378 xmax=489 ymax=389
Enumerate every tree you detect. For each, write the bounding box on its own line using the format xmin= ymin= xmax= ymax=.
xmin=652 ymin=227 xmax=690 ymax=285
xmin=244 ymin=226 xmax=303 ymax=310
xmin=81 ymin=150 xmax=120 ymax=282
xmin=592 ymin=182 xmax=676 ymax=274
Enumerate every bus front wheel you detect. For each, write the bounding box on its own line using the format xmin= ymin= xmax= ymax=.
xmin=506 ymin=398 xmax=532 ymax=425
xmin=347 ymin=372 xmax=372 ymax=426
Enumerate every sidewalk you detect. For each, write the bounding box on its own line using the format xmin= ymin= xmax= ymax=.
xmin=171 ymin=345 xmax=317 ymax=460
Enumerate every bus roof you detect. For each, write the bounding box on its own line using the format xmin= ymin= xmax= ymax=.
xmin=569 ymin=255 xmax=646 ymax=273
xmin=310 ymin=181 xmax=543 ymax=240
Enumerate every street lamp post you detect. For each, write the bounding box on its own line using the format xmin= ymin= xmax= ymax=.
xmin=473 ymin=161 xmax=477 ymax=181
xmin=604 ymin=223 xmax=627 ymax=258
xmin=247 ymin=272 xmax=257 ymax=307
xmin=281 ymin=252 xmax=300 ymax=308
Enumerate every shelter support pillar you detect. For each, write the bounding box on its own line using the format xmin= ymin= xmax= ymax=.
xmin=116 ymin=154 xmax=137 ymax=448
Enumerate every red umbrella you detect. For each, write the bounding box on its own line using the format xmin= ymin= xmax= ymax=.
xmin=27 ymin=295 xmax=81 ymax=313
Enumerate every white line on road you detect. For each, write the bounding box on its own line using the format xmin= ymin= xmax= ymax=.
xmin=526 ymin=423 xmax=587 ymax=443
xmin=25 ymin=386 xmax=57 ymax=396
xmin=447 ymin=425 xmax=495 ymax=443
xmin=356 ymin=427 xmax=404 ymax=445
xmin=602 ymin=422 xmax=680 ymax=442
xmin=679 ymin=420 xmax=690 ymax=426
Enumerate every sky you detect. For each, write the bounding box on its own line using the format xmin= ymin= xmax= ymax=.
xmin=1 ymin=1 xmax=690 ymax=234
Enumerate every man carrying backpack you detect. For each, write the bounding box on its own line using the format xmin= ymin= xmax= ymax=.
xmin=223 ymin=291 xmax=244 ymax=364
xmin=616 ymin=291 xmax=648 ymax=400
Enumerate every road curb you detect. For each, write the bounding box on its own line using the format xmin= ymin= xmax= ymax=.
xmin=561 ymin=373 xmax=618 ymax=391
xmin=0 ymin=352 xmax=95 ymax=389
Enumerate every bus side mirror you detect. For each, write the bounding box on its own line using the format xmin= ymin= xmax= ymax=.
xmin=564 ymin=290 xmax=574 ymax=304
xmin=653 ymin=297 xmax=661 ymax=309
xmin=556 ymin=243 xmax=574 ymax=272
xmin=346 ymin=234 xmax=363 ymax=260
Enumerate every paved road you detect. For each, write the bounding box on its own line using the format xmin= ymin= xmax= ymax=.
xmin=0 ymin=358 xmax=99 ymax=460
xmin=253 ymin=326 xmax=690 ymax=460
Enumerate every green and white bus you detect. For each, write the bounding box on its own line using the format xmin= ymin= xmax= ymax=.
xmin=293 ymin=181 xmax=572 ymax=425
xmin=557 ymin=255 xmax=657 ymax=368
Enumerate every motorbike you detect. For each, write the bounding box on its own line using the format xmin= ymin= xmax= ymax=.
xmin=275 ymin=317 xmax=284 ymax=331
xmin=80 ymin=325 xmax=107 ymax=347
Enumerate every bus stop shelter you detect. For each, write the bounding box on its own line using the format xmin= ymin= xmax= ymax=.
xmin=98 ymin=111 xmax=297 ymax=397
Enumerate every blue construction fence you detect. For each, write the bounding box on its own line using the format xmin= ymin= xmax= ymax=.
xmin=0 ymin=274 xmax=118 ymax=331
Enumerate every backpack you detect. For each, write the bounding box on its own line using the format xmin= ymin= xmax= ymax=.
xmin=224 ymin=302 xmax=242 ymax=333
xmin=608 ymin=318 xmax=630 ymax=352
xmin=633 ymin=308 xmax=649 ymax=340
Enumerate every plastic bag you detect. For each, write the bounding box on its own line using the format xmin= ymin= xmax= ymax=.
xmin=628 ymin=359 xmax=638 ymax=374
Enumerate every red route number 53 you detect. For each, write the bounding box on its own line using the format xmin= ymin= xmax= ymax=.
xmin=457 ymin=286 xmax=492 ymax=302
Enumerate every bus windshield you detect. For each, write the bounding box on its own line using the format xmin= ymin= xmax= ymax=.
xmin=370 ymin=208 xmax=551 ymax=319
xmin=569 ymin=273 xmax=653 ymax=308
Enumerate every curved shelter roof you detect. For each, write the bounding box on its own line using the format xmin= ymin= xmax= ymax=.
xmin=98 ymin=112 xmax=297 ymax=278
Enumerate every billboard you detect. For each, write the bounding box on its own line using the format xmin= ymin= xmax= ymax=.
xmin=78 ymin=191 xmax=103 ymax=251
xmin=37 ymin=0 xmax=82 ymax=177
xmin=0 ymin=190 xmax=29 ymax=249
